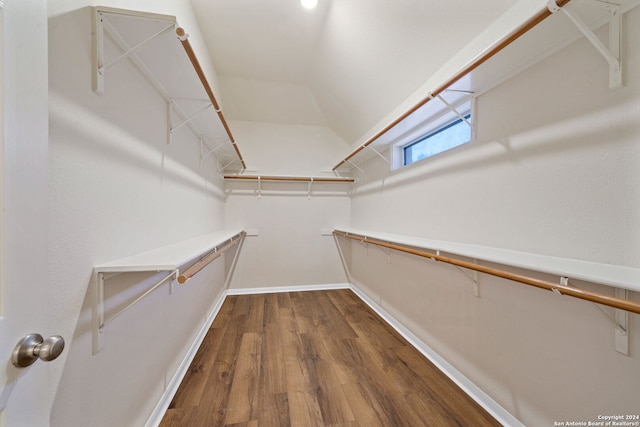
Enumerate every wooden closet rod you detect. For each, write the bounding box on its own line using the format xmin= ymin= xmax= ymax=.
xmin=332 ymin=0 xmax=572 ymax=171
xmin=223 ymin=175 xmax=356 ymax=183
xmin=334 ymin=230 xmax=640 ymax=315
xmin=178 ymin=232 xmax=246 ymax=284
xmin=176 ymin=28 xmax=247 ymax=170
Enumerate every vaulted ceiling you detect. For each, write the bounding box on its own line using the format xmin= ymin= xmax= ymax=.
xmin=190 ymin=0 xmax=516 ymax=144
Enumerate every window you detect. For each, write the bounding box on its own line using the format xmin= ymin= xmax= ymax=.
xmin=403 ymin=113 xmax=471 ymax=166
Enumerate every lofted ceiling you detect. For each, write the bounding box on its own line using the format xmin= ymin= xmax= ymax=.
xmin=190 ymin=0 xmax=517 ymax=144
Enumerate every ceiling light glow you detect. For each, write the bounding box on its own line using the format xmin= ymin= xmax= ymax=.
xmin=301 ymin=0 xmax=318 ymax=9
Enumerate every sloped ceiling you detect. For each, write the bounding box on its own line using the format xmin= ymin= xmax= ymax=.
xmin=190 ymin=0 xmax=516 ymax=144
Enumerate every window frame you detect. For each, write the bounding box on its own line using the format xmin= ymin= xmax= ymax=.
xmin=391 ymin=95 xmax=475 ymax=170
xmin=402 ymin=112 xmax=472 ymax=166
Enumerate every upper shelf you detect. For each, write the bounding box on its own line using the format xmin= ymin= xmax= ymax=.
xmin=94 ymin=229 xmax=245 ymax=274
xmin=223 ymin=174 xmax=356 ymax=198
xmin=335 ymin=227 xmax=640 ymax=293
xmin=93 ymin=6 xmax=246 ymax=171
xmin=223 ymin=174 xmax=356 ymax=183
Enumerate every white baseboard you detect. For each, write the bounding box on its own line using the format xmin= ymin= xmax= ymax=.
xmin=226 ymin=282 xmax=351 ymax=295
xmin=144 ymin=291 xmax=228 ymax=427
xmin=145 ymin=282 xmax=521 ymax=427
xmin=348 ymin=281 xmax=524 ymax=427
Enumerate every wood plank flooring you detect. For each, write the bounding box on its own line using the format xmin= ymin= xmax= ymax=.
xmin=160 ymin=289 xmax=501 ymax=426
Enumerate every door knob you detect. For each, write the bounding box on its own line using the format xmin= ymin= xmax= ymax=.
xmin=12 ymin=334 xmax=65 ymax=368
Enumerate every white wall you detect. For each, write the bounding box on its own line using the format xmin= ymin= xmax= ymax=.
xmin=48 ymin=2 xmax=230 ymax=426
xmin=225 ymin=195 xmax=349 ymax=289
xmin=225 ymin=120 xmax=351 ymax=289
xmin=347 ymin=5 xmax=640 ymax=426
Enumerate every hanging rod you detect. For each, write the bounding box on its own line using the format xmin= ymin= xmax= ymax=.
xmin=177 ymin=231 xmax=246 ymax=284
xmin=334 ymin=230 xmax=640 ymax=315
xmin=223 ymin=174 xmax=356 ymax=183
xmin=332 ymin=0 xmax=572 ymax=171
xmin=175 ymin=27 xmax=247 ymax=170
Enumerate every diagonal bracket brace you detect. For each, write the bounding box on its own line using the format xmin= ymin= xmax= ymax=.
xmin=365 ymin=145 xmax=390 ymax=164
xmin=555 ymin=277 xmax=629 ymax=355
xmin=170 ymin=101 xmax=213 ymax=134
xmin=548 ymin=0 xmax=622 ymax=89
xmin=429 ymin=92 xmax=474 ymax=129
xmin=614 ymin=288 xmax=629 ymax=355
xmin=347 ymin=159 xmax=366 ymax=175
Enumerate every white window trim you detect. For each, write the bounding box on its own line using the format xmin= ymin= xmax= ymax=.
xmin=391 ymin=94 xmax=476 ymax=170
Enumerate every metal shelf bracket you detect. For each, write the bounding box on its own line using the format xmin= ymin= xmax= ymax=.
xmin=428 ymin=92 xmax=474 ymax=129
xmin=97 ymin=16 xmax=175 ymax=82
xmin=348 ymin=159 xmax=366 ymax=175
xmin=548 ymin=0 xmax=622 ymax=89
xmin=614 ymin=288 xmax=629 ymax=355
xmin=95 ymin=269 xmax=178 ymax=353
xmin=200 ymin=139 xmax=226 ymax=160
xmin=365 ymin=145 xmax=390 ymax=164
xmin=169 ymin=101 xmax=213 ymax=134
xmin=557 ymin=276 xmax=629 ymax=355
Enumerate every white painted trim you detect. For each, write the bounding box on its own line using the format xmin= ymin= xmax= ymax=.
xmin=144 ymin=290 xmax=229 ymax=427
xmin=144 ymin=281 xmax=521 ymax=426
xmin=349 ymin=281 xmax=524 ymax=427
xmin=226 ymin=282 xmax=351 ymax=295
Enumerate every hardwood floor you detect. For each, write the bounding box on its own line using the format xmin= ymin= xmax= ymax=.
xmin=160 ymin=290 xmax=501 ymax=426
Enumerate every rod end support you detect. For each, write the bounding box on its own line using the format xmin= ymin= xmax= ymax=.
xmin=176 ymin=27 xmax=189 ymax=41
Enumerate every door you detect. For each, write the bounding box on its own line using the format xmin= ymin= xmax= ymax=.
xmin=0 ymin=0 xmax=52 ymax=426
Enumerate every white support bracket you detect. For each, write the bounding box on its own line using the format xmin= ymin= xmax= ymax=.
xmin=445 ymin=257 xmax=480 ymax=297
xmin=257 ymin=176 xmax=262 ymax=199
xmin=614 ymin=288 xmax=629 ymax=355
xmin=223 ymin=235 xmax=245 ymax=289
xmin=94 ymin=269 xmax=178 ymax=353
xmin=93 ymin=9 xmax=106 ymax=95
xmin=308 ymin=178 xmax=313 ymax=199
xmin=167 ymin=100 xmax=173 ymax=145
xmin=354 ymin=237 xmax=369 ymax=254
xmin=94 ymin=11 xmax=176 ymax=95
xmin=429 ymin=93 xmax=474 ymax=129
xmin=98 ymin=19 xmax=175 ymax=77
xmin=333 ymin=234 xmax=354 ymax=285
xmin=365 ymin=145 xmax=390 ymax=164
xmin=556 ymin=277 xmax=629 ymax=355
xmin=200 ymin=138 xmax=226 ymax=160
xmin=548 ymin=0 xmax=622 ymax=89
xmin=374 ymin=244 xmax=392 ymax=263
xmin=472 ymin=268 xmax=480 ymax=297
xmin=347 ymin=159 xmax=366 ymax=176
xmin=219 ymin=158 xmax=239 ymax=172
xmin=170 ymin=102 xmax=213 ymax=134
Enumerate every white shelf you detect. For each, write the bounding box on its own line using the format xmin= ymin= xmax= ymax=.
xmin=335 ymin=227 xmax=640 ymax=293
xmin=95 ymin=228 xmax=244 ymax=274
xmin=94 ymin=6 xmax=245 ymax=170
xmin=223 ymin=174 xmax=355 ymax=198
xmin=92 ymin=228 xmax=245 ymax=353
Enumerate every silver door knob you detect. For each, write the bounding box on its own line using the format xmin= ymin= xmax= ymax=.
xmin=12 ymin=333 xmax=65 ymax=368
